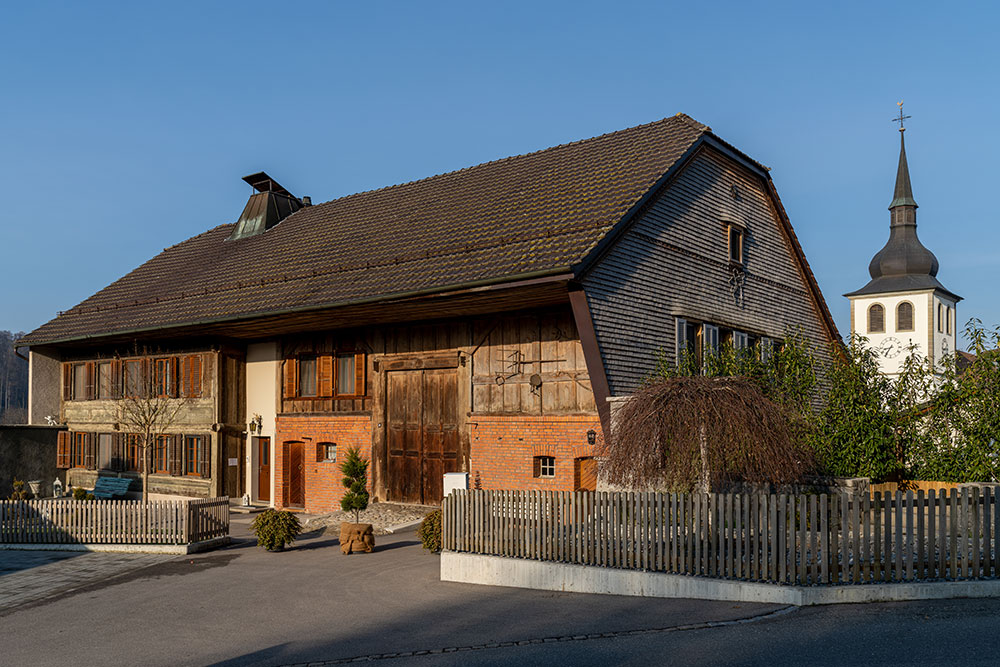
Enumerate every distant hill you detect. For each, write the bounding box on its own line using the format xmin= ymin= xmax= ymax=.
xmin=0 ymin=331 xmax=28 ymax=424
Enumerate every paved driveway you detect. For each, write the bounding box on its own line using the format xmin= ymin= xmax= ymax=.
xmin=3 ymin=514 xmax=1000 ymax=666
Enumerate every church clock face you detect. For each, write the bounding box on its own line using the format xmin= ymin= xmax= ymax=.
xmin=880 ymin=336 xmax=902 ymax=358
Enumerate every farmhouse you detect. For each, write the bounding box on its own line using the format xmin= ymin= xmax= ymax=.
xmin=18 ymin=114 xmax=839 ymax=512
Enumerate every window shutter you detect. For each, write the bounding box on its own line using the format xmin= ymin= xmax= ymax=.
xmin=354 ymin=353 xmax=366 ymax=397
xmin=283 ymin=359 xmax=298 ymax=399
xmin=200 ymin=435 xmax=211 ymax=478
xmin=62 ymin=363 xmax=73 ymax=401
xmin=167 ymin=435 xmax=181 ymax=475
xmin=57 ymin=431 xmax=71 ymax=469
xmin=85 ymin=362 xmax=96 ymax=400
xmin=110 ymin=360 xmax=122 ymax=398
xmin=168 ymin=357 xmax=179 ymax=397
xmin=675 ymin=319 xmax=688 ymax=365
xmin=316 ymin=442 xmax=325 ymax=462
xmin=533 ymin=456 xmax=541 ymax=477
xmin=182 ymin=354 xmax=202 ymax=398
xmin=140 ymin=358 xmax=150 ymax=398
xmin=318 ymin=355 xmax=333 ymax=398
xmin=85 ymin=433 xmax=97 ymax=470
xmin=703 ymin=325 xmax=719 ymax=357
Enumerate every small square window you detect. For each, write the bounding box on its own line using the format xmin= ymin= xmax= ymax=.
xmin=317 ymin=442 xmax=337 ymax=462
xmin=533 ymin=456 xmax=555 ymax=478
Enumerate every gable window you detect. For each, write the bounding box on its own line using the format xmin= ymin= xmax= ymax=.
xmin=868 ymin=304 xmax=885 ymax=333
xmin=897 ymin=302 xmax=914 ymax=332
xmin=533 ymin=455 xmax=555 ymax=478
xmin=298 ymin=355 xmax=318 ymax=397
xmin=728 ymin=224 xmax=744 ymax=264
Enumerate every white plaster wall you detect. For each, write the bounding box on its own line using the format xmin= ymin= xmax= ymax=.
xmin=850 ymin=290 xmax=957 ymax=376
xmin=246 ymin=341 xmax=279 ymax=505
xmin=28 ymin=349 xmax=61 ymax=425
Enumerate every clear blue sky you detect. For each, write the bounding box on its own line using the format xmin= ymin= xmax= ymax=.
xmin=2 ymin=1 xmax=997 ymax=348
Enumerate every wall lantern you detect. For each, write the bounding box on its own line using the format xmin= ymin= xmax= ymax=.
xmin=587 ymin=429 xmax=597 ymax=446
xmin=53 ymin=477 xmax=64 ymax=498
xmin=248 ymin=414 xmax=263 ymax=434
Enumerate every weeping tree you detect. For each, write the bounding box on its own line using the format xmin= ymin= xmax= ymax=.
xmin=601 ymin=376 xmax=814 ymax=493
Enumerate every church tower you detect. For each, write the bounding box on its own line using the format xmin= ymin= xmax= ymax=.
xmin=845 ymin=109 xmax=962 ymax=378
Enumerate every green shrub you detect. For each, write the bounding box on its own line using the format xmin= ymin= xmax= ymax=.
xmin=251 ymin=509 xmax=302 ymax=551
xmin=73 ymin=487 xmax=88 ymax=500
xmin=418 ymin=510 xmax=442 ymax=553
xmin=339 ymin=447 xmax=370 ymax=524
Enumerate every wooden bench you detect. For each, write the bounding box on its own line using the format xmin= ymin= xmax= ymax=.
xmin=91 ymin=476 xmax=133 ymax=499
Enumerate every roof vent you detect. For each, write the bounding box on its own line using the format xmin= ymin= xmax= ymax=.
xmin=228 ymin=172 xmax=302 ymax=240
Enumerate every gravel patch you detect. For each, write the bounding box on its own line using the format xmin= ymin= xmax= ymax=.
xmin=303 ymin=502 xmax=437 ymax=535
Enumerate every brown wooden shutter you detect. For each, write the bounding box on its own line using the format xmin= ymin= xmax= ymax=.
xmin=62 ymin=363 xmax=73 ymax=401
xmin=318 ymin=355 xmax=333 ymax=397
xmin=283 ymin=358 xmax=298 ymax=399
xmin=181 ymin=355 xmax=201 ymax=398
xmin=84 ymin=362 xmax=96 ymax=400
xmin=169 ymin=435 xmax=183 ymax=475
xmin=141 ymin=358 xmax=151 ymax=397
xmin=56 ymin=431 xmax=71 ymax=468
xmin=168 ymin=357 xmax=179 ymax=397
xmin=354 ymin=353 xmax=365 ymax=397
xmin=533 ymin=456 xmax=541 ymax=477
xmin=85 ymin=433 xmax=97 ymax=470
xmin=110 ymin=359 xmax=122 ymax=398
xmin=201 ymin=435 xmax=211 ymax=478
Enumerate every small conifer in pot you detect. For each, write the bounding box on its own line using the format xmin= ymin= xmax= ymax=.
xmin=339 ymin=447 xmax=375 ymax=554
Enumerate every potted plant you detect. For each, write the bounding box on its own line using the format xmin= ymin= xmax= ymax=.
xmin=251 ymin=508 xmax=302 ymax=551
xmin=339 ymin=447 xmax=374 ymax=554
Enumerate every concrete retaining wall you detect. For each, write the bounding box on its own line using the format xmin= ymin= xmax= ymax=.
xmin=441 ymin=551 xmax=1000 ymax=606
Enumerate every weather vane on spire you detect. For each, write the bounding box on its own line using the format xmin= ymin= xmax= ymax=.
xmin=893 ymin=100 xmax=911 ymax=132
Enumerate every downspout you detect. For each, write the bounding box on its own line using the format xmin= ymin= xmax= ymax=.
xmin=14 ymin=345 xmax=28 ymax=362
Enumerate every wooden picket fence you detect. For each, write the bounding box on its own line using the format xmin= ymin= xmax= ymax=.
xmin=443 ymin=488 xmax=1000 ymax=585
xmin=0 ymin=497 xmax=230 ymax=545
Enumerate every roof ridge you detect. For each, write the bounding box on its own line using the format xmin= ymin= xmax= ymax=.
xmin=311 ymin=114 xmax=707 ymax=208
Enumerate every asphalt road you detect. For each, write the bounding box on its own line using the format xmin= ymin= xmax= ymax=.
xmin=2 ymin=515 xmax=999 ymax=666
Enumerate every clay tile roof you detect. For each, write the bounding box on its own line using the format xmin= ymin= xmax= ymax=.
xmin=22 ymin=114 xmax=709 ymax=346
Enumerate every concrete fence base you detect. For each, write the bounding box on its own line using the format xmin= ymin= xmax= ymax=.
xmin=0 ymin=536 xmax=230 ymax=555
xmin=441 ymin=551 xmax=1000 ymax=606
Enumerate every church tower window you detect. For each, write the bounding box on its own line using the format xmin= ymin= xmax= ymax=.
xmin=868 ymin=304 xmax=885 ymax=333
xmin=896 ymin=302 xmax=914 ymax=332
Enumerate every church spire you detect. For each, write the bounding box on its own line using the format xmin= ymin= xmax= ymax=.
xmin=890 ymin=131 xmax=918 ymax=209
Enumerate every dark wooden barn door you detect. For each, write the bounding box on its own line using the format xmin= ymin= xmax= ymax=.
xmin=387 ymin=368 xmax=460 ymax=505
xmin=286 ymin=441 xmax=305 ymax=507
xmin=224 ymin=432 xmax=245 ymax=498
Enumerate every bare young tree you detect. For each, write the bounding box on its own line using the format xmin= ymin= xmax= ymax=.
xmin=114 ymin=358 xmax=188 ymax=501
xmin=601 ymin=376 xmax=813 ymax=493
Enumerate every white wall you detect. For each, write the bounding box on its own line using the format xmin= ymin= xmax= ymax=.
xmin=246 ymin=341 xmax=279 ymax=505
xmin=849 ymin=289 xmax=957 ymax=376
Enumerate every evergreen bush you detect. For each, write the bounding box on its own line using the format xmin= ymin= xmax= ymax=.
xmin=251 ymin=508 xmax=302 ymax=551
xmin=339 ymin=447 xmax=370 ymax=523
xmin=418 ymin=510 xmax=442 ymax=552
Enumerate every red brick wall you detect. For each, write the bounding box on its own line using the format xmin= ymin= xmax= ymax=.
xmin=274 ymin=414 xmax=372 ymax=514
xmin=469 ymin=415 xmax=601 ymax=492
